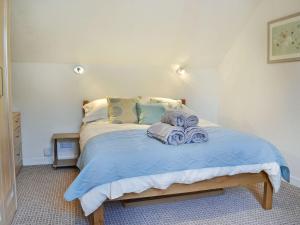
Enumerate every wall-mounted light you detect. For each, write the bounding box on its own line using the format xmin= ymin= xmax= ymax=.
xmin=74 ymin=65 xmax=85 ymax=75
xmin=175 ymin=65 xmax=186 ymax=76
xmin=176 ymin=67 xmax=185 ymax=76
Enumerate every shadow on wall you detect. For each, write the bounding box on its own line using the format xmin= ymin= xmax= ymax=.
xmin=177 ymin=67 xmax=220 ymax=122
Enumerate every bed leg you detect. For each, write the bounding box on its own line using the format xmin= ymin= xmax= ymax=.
xmin=88 ymin=206 xmax=105 ymax=225
xmin=262 ymin=178 xmax=273 ymax=210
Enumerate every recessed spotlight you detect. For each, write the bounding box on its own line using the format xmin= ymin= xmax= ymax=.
xmin=74 ymin=66 xmax=85 ymax=75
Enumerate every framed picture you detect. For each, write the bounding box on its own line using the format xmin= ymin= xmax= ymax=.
xmin=268 ymin=12 xmax=300 ymax=63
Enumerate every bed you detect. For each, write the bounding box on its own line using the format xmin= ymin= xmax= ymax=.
xmin=64 ymin=99 xmax=289 ymax=225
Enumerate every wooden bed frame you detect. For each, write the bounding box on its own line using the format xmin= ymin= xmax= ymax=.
xmin=82 ymin=99 xmax=273 ymax=225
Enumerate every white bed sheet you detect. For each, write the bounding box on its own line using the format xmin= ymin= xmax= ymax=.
xmin=78 ymin=120 xmax=281 ymax=216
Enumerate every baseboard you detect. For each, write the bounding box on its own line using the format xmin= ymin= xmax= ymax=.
xmin=23 ymin=156 xmax=52 ymax=166
xmin=22 ymin=155 xmax=76 ymax=166
xmin=290 ymin=175 xmax=300 ymax=188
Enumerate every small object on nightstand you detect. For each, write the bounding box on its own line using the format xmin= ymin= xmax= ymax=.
xmin=52 ymin=133 xmax=80 ymax=168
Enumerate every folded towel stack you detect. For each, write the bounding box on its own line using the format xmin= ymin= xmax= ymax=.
xmin=184 ymin=126 xmax=208 ymax=144
xmin=161 ymin=110 xmax=199 ymax=128
xmin=147 ymin=122 xmax=185 ymax=145
xmin=147 ymin=110 xmax=208 ymax=145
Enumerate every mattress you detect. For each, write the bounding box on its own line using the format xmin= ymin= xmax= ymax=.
xmin=65 ymin=120 xmax=288 ymax=216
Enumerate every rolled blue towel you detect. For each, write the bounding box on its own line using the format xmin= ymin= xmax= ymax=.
xmin=161 ymin=110 xmax=199 ymax=128
xmin=147 ymin=122 xmax=185 ymax=145
xmin=183 ymin=112 xmax=199 ymax=128
xmin=161 ymin=110 xmax=185 ymax=127
xmin=185 ymin=126 xmax=208 ymax=144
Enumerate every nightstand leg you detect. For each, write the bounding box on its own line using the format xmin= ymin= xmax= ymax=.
xmin=53 ymin=139 xmax=57 ymax=168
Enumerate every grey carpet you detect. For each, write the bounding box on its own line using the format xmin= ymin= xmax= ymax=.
xmin=11 ymin=166 xmax=300 ymax=225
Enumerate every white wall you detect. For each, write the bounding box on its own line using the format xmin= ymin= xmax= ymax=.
xmin=12 ymin=0 xmax=260 ymax=67
xmin=219 ymin=0 xmax=300 ymax=186
xmin=12 ymin=63 xmax=219 ymax=165
xmin=179 ymin=68 xmax=220 ymax=121
xmin=12 ymin=0 xmax=260 ymax=165
xmin=13 ymin=0 xmax=300 ymax=189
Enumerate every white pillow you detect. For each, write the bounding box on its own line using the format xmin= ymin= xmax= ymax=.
xmin=137 ymin=96 xmax=151 ymax=104
xmin=82 ymin=98 xmax=108 ymax=123
xmin=149 ymin=97 xmax=183 ymax=109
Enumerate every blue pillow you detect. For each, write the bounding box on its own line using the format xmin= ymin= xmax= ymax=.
xmin=136 ymin=103 xmax=166 ymax=125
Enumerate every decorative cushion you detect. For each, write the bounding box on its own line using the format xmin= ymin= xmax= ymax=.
xmin=136 ymin=103 xmax=166 ymax=125
xmin=107 ymin=97 xmax=139 ymax=124
xmin=82 ymin=98 xmax=108 ymax=123
xmin=150 ymin=97 xmax=183 ymax=110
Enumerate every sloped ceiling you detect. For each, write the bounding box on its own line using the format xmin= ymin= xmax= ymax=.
xmin=12 ymin=0 xmax=261 ymax=67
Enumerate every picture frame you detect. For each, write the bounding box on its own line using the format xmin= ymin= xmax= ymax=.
xmin=268 ymin=12 xmax=300 ymax=63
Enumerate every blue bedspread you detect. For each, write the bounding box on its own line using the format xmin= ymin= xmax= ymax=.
xmin=64 ymin=127 xmax=289 ymax=201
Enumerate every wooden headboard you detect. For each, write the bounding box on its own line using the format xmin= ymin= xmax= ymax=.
xmin=83 ymin=100 xmax=90 ymax=106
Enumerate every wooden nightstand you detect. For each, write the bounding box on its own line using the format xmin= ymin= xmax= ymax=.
xmin=13 ymin=112 xmax=22 ymax=175
xmin=52 ymin=133 xmax=80 ymax=168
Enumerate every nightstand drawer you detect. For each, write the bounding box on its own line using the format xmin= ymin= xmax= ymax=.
xmin=14 ymin=141 xmax=22 ymax=155
xmin=14 ymin=126 xmax=21 ymax=138
xmin=14 ymin=154 xmax=22 ymax=175
xmin=13 ymin=112 xmax=21 ymax=130
xmin=14 ymin=129 xmax=21 ymax=147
